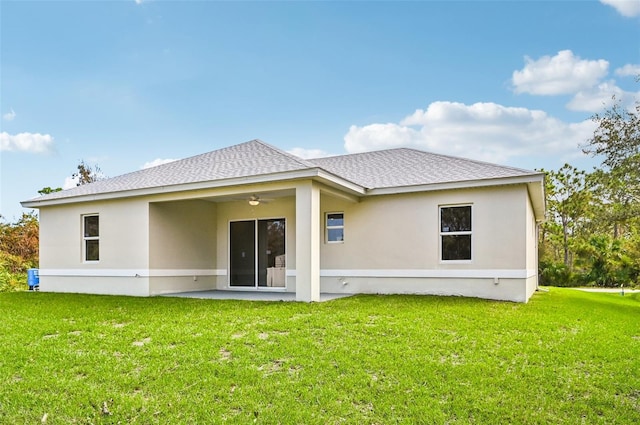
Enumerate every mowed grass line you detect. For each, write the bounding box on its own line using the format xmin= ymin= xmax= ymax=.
xmin=0 ymin=289 xmax=638 ymax=424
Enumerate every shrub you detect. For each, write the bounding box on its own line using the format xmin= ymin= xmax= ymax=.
xmin=576 ymin=235 xmax=639 ymax=288
xmin=539 ymin=261 xmax=580 ymax=287
xmin=0 ymin=251 xmax=29 ymax=292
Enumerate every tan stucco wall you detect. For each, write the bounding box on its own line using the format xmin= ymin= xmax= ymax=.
xmin=39 ymin=199 xmax=149 ymax=269
xmin=38 ymin=199 xmax=150 ymax=295
xmin=318 ymin=184 xmax=538 ymax=302
xmin=149 ymin=200 xmax=217 ymax=269
xmin=36 ymin=180 xmax=540 ymax=302
xmin=320 ymin=185 xmax=528 ymax=271
xmin=525 ymin=275 xmax=538 ymax=301
xmin=148 ymin=200 xmax=218 ymax=295
xmin=42 ymin=276 xmax=149 ymax=297
xmin=320 ymin=277 xmax=530 ymax=302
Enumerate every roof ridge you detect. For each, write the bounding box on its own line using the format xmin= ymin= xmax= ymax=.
xmin=402 ymin=147 xmax=540 ymax=175
xmin=251 ymin=139 xmax=318 ymax=169
xmin=309 ymin=147 xmax=406 ymax=161
xmin=312 ymin=147 xmax=539 ymax=175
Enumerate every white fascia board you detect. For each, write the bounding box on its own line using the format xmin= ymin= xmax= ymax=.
xmin=21 ymin=168 xmax=366 ymax=208
xmin=366 ymin=174 xmax=545 ymax=196
xmin=314 ymin=169 xmax=366 ymax=196
xmin=527 ymin=179 xmax=546 ymax=222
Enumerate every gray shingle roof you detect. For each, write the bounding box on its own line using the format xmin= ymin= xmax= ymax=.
xmin=25 ymin=140 xmax=317 ymax=202
xmin=309 ymin=148 xmax=539 ymax=189
xmin=23 ymin=140 xmax=541 ymax=204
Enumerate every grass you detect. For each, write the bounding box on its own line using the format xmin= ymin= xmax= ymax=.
xmin=0 ymin=289 xmax=639 ymax=424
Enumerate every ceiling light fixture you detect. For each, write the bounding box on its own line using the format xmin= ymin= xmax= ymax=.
xmin=248 ymin=196 xmax=260 ymax=206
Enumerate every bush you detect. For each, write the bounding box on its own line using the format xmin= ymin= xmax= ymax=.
xmin=0 ymin=269 xmax=27 ymax=292
xmin=576 ymin=235 xmax=640 ymax=288
xmin=0 ymin=251 xmax=29 ymax=292
xmin=539 ymin=261 xmax=580 ymax=287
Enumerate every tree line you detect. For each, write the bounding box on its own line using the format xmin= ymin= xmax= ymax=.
xmin=540 ymin=97 xmax=639 ymax=287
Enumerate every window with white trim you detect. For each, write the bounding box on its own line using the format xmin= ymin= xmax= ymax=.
xmin=326 ymin=212 xmax=344 ymax=243
xmin=440 ymin=205 xmax=471 ymax=261
xmin=83 ymin=214 xmax=100 ymax=262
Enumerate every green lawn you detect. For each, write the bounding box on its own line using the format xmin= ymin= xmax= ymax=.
xmin=0 ymin=289 xmax=638 ymax=424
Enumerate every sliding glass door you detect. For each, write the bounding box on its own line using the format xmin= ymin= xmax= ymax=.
xmin=229 ymin=221 xmax=256 ymax=287
xmin=230 ymin=219 xmax=286 ymax=288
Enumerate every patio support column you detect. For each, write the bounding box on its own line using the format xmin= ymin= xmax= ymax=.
xmin=295 ymin=180 xmax=320 ymax=302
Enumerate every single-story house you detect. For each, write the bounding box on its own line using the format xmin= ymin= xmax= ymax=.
xmin=21 ymin=139 xmax=545 ymax=302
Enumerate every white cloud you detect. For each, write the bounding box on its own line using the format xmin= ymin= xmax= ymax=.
xmin=135 ymin=0 xmax=144 ymax=4
xmin=566 ymin=80 xmax=640 ymax=112
xmin=344 ymin=101 xmax=596 ymax=164
xmin=615 ymin=63 xmax=640 ymax=77
xmin=600 ymin=0 xmax=640 ymax=17
xmin=141 ymin=158 xmax=177 ymax=169
xmin=512 ymin=50 xmax=609 ymax=95
xmin=287 ymin=147 xmax=334 ymax=159
xmin=63 ymin=175 xmax=79 ymax=190
xmin=0 ymin=132 xmax=54 ymax=153
xmin=3 ymin=108 xmax=16 ymax=121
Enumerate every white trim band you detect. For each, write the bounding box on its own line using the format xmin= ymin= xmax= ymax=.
xmin=319 ymin=269 xmax=537 ymax=279
xmin=284 ymin=269 xmax=535 ymax=279
xmin=40 ymin=269 xmax=228 ymax=277
xmin=39 ymin=268 xmax=536 ymax=279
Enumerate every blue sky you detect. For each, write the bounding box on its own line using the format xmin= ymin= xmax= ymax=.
xmin=1 ymin=0 xmax=639 ymax=221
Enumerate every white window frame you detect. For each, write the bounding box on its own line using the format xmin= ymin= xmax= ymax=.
xmin=82 ymin=214 xmax=100 ymax=263
xmin=439 ymin=204 xmax=472 ymax=263
xmin=326 ymin=212 xmax=344 ymax=244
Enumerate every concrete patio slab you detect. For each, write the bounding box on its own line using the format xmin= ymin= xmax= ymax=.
xmin=159 ymin=290 xmax=353 ymax=302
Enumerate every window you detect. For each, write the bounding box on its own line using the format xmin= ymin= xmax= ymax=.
xmin=83 ymin=215 xmax=99 ymax=262
xmin=326 ymin=212 xmax=344 ymax=243
xmin=440 ymin=205 xmax=471 ymax=261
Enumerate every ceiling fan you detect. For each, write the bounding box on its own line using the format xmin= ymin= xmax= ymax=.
xmin=245 ymin=194 xmax=273 ymax=206
xmin=228 ymin=193 xmax=275 ymax=205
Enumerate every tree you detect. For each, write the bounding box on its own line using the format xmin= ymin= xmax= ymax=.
xmin=588 ymin=167 xmax=639 ymax=238
xmin=583 ymin=95 xmax=640 ymax=235
xmin=584 ymin=97 xmax=639 ymax=173
xmin=0 ymin=212 xmax=39 ymax=270
xmin=575 ymin=235 xmax=639 ymax=287
xmin=38 ymin=186 xmax=62 ymax=195
xmin=72 ymin=160 xmax=103 ymax=186
xmin=541 ymin=164 xmax=592 ymax=267
xmin=38 ymin=161 xmax=103 ymax=195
